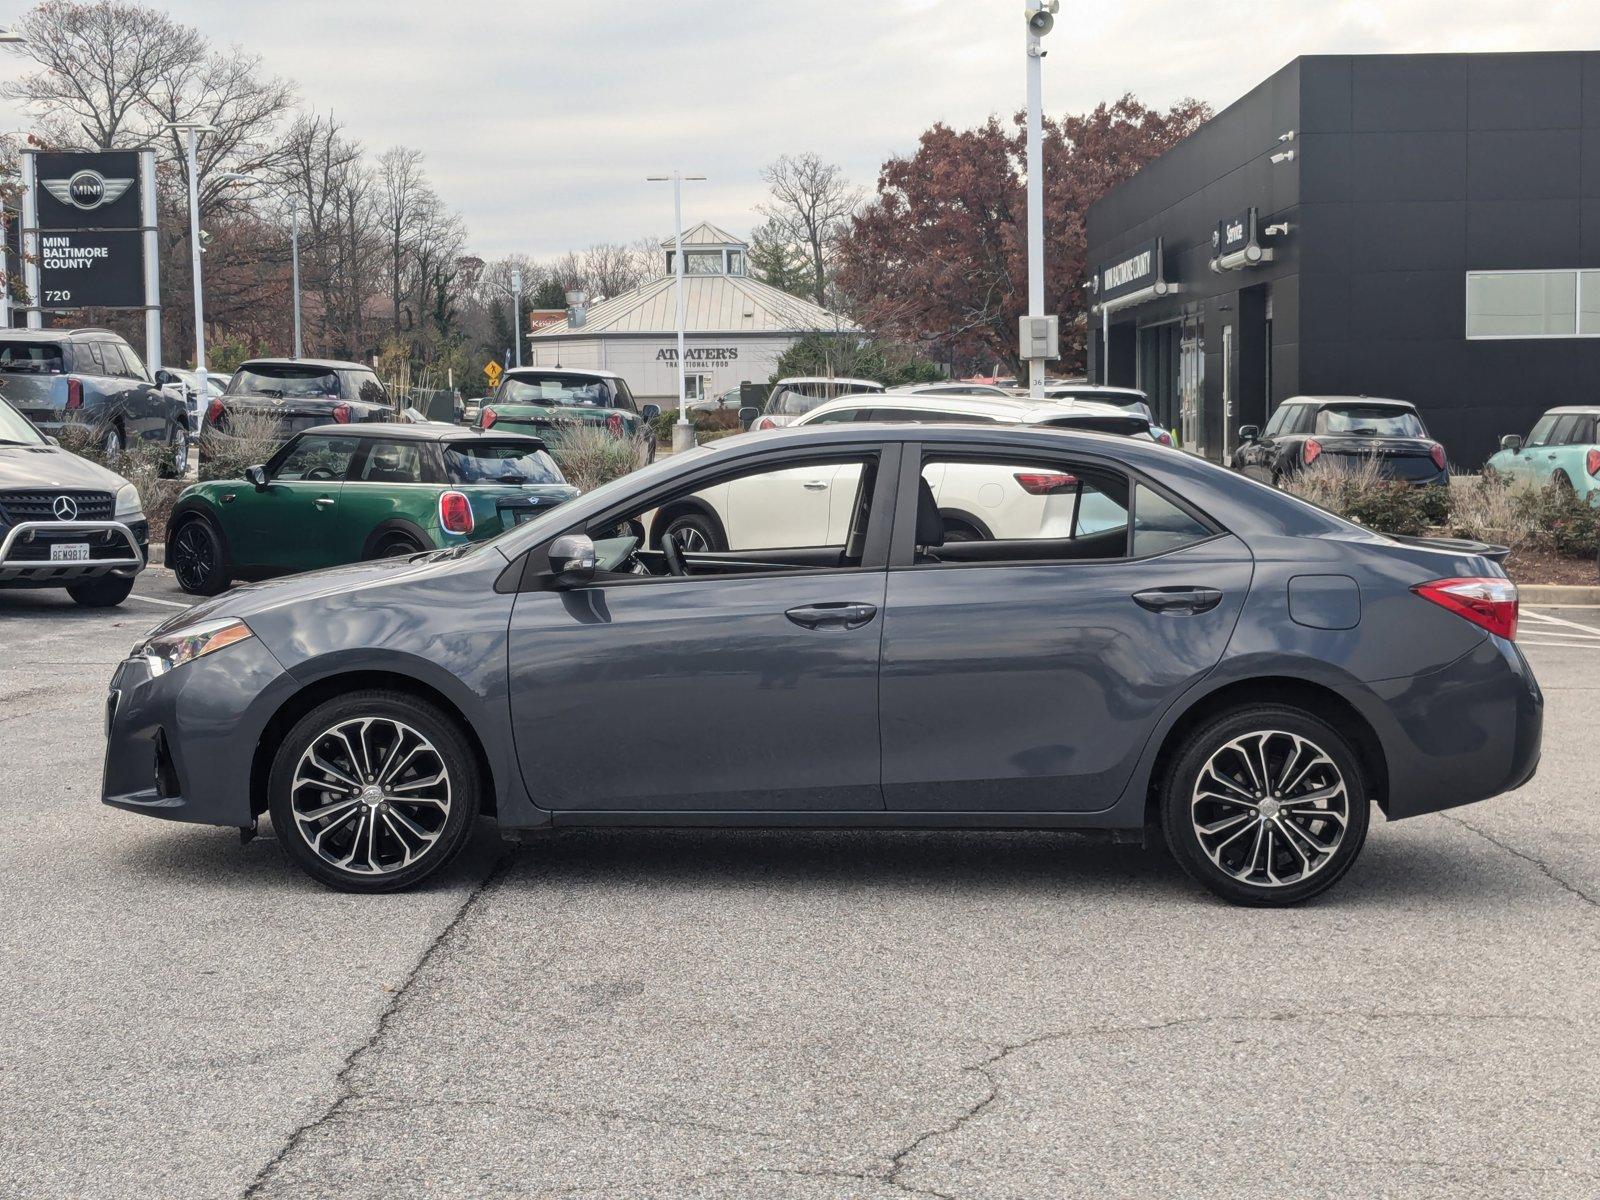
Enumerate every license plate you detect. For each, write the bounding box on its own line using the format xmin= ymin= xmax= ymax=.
xmin=51 ymin=543 xmax=91 ymax=562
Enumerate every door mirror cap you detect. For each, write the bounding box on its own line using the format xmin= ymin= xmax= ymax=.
xmin=640 ymin=402 xmax=661 ymax=422
xmin=244 ymin=464 xmax=268 ymax=491
xmin=1238 ymin=424 xmax=1260 ymax=442
xmin=1500 ymin=434 xmax=1524 ymax=452
xmin=154 ymin=369 xmax=175 ymax=386
xmin=547 ymin=533 xmax=597 ymax=588
xmin=738 ymin=406 xmax=759 ymax=429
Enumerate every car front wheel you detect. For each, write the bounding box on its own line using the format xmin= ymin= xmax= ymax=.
xmin=1161 ymin=705 xmax=1370 ymax=906
xmin=169 ymin=517 xmax=229 ymax=595
xmin=268 ymin=690 xmax=481 ymax=892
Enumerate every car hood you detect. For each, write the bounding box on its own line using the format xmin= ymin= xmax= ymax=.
xmin=0 ymin=442 xmax=129 ymax=492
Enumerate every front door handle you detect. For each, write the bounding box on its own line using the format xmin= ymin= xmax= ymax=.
xmin=313 ymin=496 xmax=336 ymax=509
xmin=1132 ymin=586 xmax=1223 ymax=614
xmin=785 ymin=602 xmax=878 ymax=630
xmin=802 ymin=480 xmax=829 ymax=491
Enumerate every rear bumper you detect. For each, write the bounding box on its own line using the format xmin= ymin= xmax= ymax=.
xmin=102 ymin=635 xmax=296 ymax=828
xmin=0 ymin=519 xmax=147 ymax=586
xmin=1359 ymin=636 xmax=1543 ymax=819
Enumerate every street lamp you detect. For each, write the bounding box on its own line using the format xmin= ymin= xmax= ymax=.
xmin=164 ymin=119 xmax=219 ymax=392
xmin=511 ymin=266 xmax=523 ymax=368
xmin=0 ymin=29 xmax=23 ymax=327
xmin=647 ymin=170 xmax=705 ymax=453
xmin=1023 ymin=1 xmax=1058 ymax=398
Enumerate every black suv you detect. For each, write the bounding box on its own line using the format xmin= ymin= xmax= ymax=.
xmin=0 ymin=327 xmax=192 ymax=476
xmin=0 ymin=395 xmax=149 ymax=607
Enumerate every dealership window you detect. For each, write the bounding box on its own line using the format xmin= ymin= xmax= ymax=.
xmin=1463 ymin=270 xmax=1600 ymax=338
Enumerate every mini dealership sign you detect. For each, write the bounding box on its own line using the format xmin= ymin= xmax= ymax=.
xmin=1096 ymin=237 xmax=1166 ymax=304
xmin=15 ymin=147 xmax=161 ymax=365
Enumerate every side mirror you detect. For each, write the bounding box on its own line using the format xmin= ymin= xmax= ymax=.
xmin=1500 ymin=434 xmax=1524 ymax=452
xmin=547 ymin=532 xmax=597 ymax=588
xmin=739 ymin=406 xmax=759 ymax=430
xmin=1238 ymin=424 xmax=1260 ymax=442
xmin=244 ymin=464 xmax=269 ymax=491
xmin=641 ymin=402 xmax=661 ymax=422
xmin=154 ymin=369 xmax=175 ymax=386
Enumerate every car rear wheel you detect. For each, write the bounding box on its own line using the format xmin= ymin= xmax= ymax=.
xmin=101 ymin=424 xmax=124 ymax=457
xmin=268 ymin=691 xmax=481 ymax=893
xmin=66 ymin=576 xmax=133 ymax=607
xmin=164 ymin=424 xmax=190 ymax=478
xmin=368 ymin=532 xmax=428 ymax=559
xmin=1553 ymin=471 xmax=1575 ymax=494
xmin=170 ymin=517 xmax=229 ymax=595
xmin=658 ymin=511 xmax=723 ymax=553
xmin=1160 ymin=705 xmax=1370 ymax=906
xmin=942 ymin=518 xmax=985 ymax=543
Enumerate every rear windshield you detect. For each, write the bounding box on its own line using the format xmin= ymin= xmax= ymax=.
xmin=0 ymin=343 xmax=65 ymax=374
xmin=767 ymin=382 xmax=881 ymax=415
xmin=229 ymin=365 xmax=343 ymax=400
xmin=444 ymin=441 xmax=566 ymax=485
xmin=1315 ymin=406 xmax=1425 ymax=437
xmin=499 ymin=374 xmax=617 ymax=408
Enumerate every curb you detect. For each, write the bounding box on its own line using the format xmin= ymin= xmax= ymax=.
xmin=1519 ymin=583 xmax=1600 ymax=605
xmin=149 ymin=542 xmax=164 ymax=568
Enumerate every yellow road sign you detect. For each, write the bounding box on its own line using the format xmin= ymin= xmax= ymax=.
xmin=483 ymin=361 xmax=503 ymax=385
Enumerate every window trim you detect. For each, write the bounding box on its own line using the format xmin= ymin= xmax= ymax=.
xmin=888 ymin=441 xmax=1226 ymax=571
xmin=1465 ymin=268 xmax=1600 ymax=341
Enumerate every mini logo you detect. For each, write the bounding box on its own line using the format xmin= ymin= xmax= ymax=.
xmin=53 ymin=494 xmax=79 ymax=520
xmin=41 ymin=169 xmax=134 ymax=211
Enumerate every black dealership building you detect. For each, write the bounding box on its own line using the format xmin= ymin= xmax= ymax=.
xmin=1086 ymin=52 xmax=1600 ymax=467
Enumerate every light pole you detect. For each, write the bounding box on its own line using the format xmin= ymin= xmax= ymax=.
xmin=647 ymin=171 xmax=705 ymax=452
xmin=0 ymin=29 xmax=25 ymax=329
xmin=511 ymin=266 xmax=523 ymax=368
xmin=1024 ymin=1 xmax=1058 ymax=398
xmin=289 ymin=206 xmax=302 ymax=359
xmin=165 ymin=120 xmax=219 ymax=392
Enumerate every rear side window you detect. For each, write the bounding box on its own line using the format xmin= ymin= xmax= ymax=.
xmin=0 ymin=343 xmax=65 ymax=374
xmin=356 ymin=439 xmax=430 ymax=484
xmin=343 ymin=370 xmax=389 ymax=405
xmin=1132 ymin=484 xmax=1213 ymax=557
xmin=916 ymin=455 xmax=1131 ymax=563
xmin=444 ymin=442 xmax=565 ymax=484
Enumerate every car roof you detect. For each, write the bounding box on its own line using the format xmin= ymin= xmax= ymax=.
xmin=237 ymin=357 xmax=371 ymax=371
xmin=503 ymin=366 xmax=623 ymax=381
xmin=1042 ymin=384 xmax=1147 ymax=399
xmin=294 ymin=421 xmax=545 ymax=444
xmin=773 ymin=376 xmax=882 ymax=388
xmin=0 ymin=327 xmax=120 ymax=342
xmin=802 ymin=391 xmax=1136 ymax=424
xmin=1542 ymin=406 xmax=1600 ymax=415
xmin=1284 ymin=395 xmax=1417 ymax=409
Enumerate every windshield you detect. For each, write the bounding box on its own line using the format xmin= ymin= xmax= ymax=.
xmin=1316 ymin=406 xmax=1426 ymax=437
xmin=0 ymin=398 xmax=45 ymax=444
xmin=499 ymin=374 xmax=616 ymax=408
xmin=445 ymin=442 xmax=566 ymax=484
xmin=0 ymin=343 xmax=65 ymax=374
xmin=229 ymin=365 xmax=343 ymax=400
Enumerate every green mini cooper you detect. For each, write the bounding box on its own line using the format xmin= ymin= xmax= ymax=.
xmin=479 ymin=367 xmax=660 ymax=461
xmin=166 ymin=423 xmax=578 ymax=596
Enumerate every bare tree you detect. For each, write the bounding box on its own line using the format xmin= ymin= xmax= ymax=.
xmin=0 ymin=0 xmax=203 ymax=148
xmin=580 ymin=242 xmax=649 ymax=299
xmin=375 ymin=146 xmax=426 ymax=332
xmin=756 ymin=152 xmax=862 ymax=306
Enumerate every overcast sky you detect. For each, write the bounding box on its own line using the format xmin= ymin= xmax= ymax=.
xmin=6 ymin=1 xmax=1597 ymax=260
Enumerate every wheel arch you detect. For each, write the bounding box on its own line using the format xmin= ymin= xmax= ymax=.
xmin=360 ymin=517 xmax=435 ymax=559
xmin=647 ymin=496 xmax=727 ymax=549
xmin=166 ymin=498 xmax=232 ymax=573
xmin=250 ymin=667 xmax=498 ymax=821
xmin=1142 ymin=674 xmax=1390 ymax=828
xmin=936 ymin=506 xmax=994 ymax=540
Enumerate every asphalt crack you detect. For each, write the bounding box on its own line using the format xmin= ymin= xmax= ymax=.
xmin=239 ymin=845 xmax=519 ymax=1199
xmin=1441 ymin=813 xmax=1598 ymax=908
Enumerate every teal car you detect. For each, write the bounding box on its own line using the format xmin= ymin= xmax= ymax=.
xmin=479 ymin=368 xmax=660 ymax=461
xmin=1484 ymin=406 xmax=1600 ymax=500
xmin=165 ymin=423 xmax=578 ymax=595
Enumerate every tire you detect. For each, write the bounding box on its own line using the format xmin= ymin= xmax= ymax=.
xmin=1160 ymin=704 xmax=1371 ymax=907
xmin=162 ymin=423 xmax=190 ymax=478
xmin=367 ymin=532 xmax=428 ymax=560
xmin=169 ymin=516 xmax=229 ymax=596
xmin=268 ymin=690 xmax=482 ymax=893
xmin=101 ymin=423 xmax=124 ymax=457
xmin=66 ymin=576 xmax=134 ymax=607
xmin=941 ymin=518 xmax=985 ymax=543
xmin=1553 ymin=471 xmax=1575 ymax=494
xmin=658 ymin=510 xmax=723 ymax=553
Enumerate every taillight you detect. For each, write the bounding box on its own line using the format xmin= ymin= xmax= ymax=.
xmin=1412 ymin=576 xmax=1518 ymax=641
xmin=206 ymin=397 xmax=224 ymax=426
xmin=1429 ymin=443 xmax=1447 ymax=471
xmin=606 ymin=412 xmax=623 ymax=437
xmin=480 ymin=407 xmax=497 ymax=430
xmin=438 ymin=490 xmax=474 ymax=535
xmin=1303 ymin=438 xmax=1322 ymax=466
xmin=65 ymin=378 xmax=83 ymax=411
xmin=331 ymin=403 xmax=352 ymax=424
xmin=1014 ymin=471 xmax=1079 ymax=495
xmin=1156 ymin=430 xmax=1173 ymax=447
xmin=1587 ymin=448 xmax=1600 ymax=478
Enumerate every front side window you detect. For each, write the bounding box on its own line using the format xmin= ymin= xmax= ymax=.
xmin=1262 ymin=404 xmax=1294 ymax=437
xmin=499 ymin=374 xmax=615 ymax=408
xmin=231 ymin=364 xmax=342 ymax=400
xmin=1314 ymin=406 xmax=1426 ymax=437
xmin=356 ymin=440 xmax=428 ymax=484
xmin=1525 ymin=415 xmax=1560 ymax=447
xmin=445 ymin=441 xmax=565 ymax=485
xmin=99 ymin=344 xmax=131 ymax=378
xmin=117 ymin=343 xmax=149 ymax=381
xmin=270 ymin=434 xmax=361 ymax=481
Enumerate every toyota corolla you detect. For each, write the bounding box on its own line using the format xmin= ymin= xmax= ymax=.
xmin=102 ymin=424 xmax=1542 ymax=905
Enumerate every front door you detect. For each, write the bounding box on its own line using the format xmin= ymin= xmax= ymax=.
xmin=507 ymin=445 xmax=896 ymax=812
xmin=880 ymin=445 xmax=1254 ymax=812
xmin=232 ymin=433 xmax=362 ymax=573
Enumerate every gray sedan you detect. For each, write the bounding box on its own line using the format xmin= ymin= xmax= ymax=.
xmin=102 ymin=424 xmax=1541 ymax=904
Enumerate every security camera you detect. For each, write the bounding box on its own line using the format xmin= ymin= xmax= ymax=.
xmin=1026 ymin=0 xmax=1059 ymax=36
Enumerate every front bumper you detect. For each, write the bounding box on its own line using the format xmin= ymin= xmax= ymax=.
xmin=1361 ymin=636 xmax=1543 ymax=819
xmin=101 ymin=634 xmax=296 ymax=828
xmin=0 ymin=519 xmax=148 ymax=586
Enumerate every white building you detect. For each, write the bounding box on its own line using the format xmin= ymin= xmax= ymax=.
xmin=527 ymin=223 xmax=861 ymax=405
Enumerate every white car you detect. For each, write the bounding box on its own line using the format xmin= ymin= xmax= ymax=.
xmin=652 ymin=392 xmax=1149 ymax=551
xmin=1039 ymin=383 xmax=1174 ymax=447
xmin=744 ymin=376 xmax=883 ymax=430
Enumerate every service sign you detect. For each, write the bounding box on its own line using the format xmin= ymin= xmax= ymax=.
xmin=33 ymin=150 xmax=143 ymax=232
xmin=1214 ymin=209 xmax=1254 ymax=257
xmin=1097 ymin=237 xmax=1163 ymax=303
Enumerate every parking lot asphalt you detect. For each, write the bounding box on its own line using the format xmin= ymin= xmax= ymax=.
xmin=1 ymin=573 xmax=1596 ymax=1199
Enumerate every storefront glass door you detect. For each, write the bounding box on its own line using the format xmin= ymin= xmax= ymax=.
xmin=1179 ymin=326 xmax=1204 ymax=453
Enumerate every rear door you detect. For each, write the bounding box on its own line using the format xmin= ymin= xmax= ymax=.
xmin=879 ymin=441 xmax=1253 ymax=813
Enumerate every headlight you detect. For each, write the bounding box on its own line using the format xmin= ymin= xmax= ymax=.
xmin=114 ymin=482 xmax=143 ymax=519
xmin=137 ymin=618 xmax=253 ymax=676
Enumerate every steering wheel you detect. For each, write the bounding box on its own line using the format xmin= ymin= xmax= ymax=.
xmin=304 ymin=466 xmax=337 ymax=481
xmin=661 ymin=530 xmax=689 ymax=577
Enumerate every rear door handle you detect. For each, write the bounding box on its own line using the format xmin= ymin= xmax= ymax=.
xmin=785 ymin=602 xmax=878 ymax=630
xmin=1133 ymin=586 xmax=1223 ymax=614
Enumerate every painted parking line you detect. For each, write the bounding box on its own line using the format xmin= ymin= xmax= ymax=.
xmin=1521 ymin=609 xmax=1600 ymax=636
xmin=124 ymin=593 xmax=190 ymax=610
